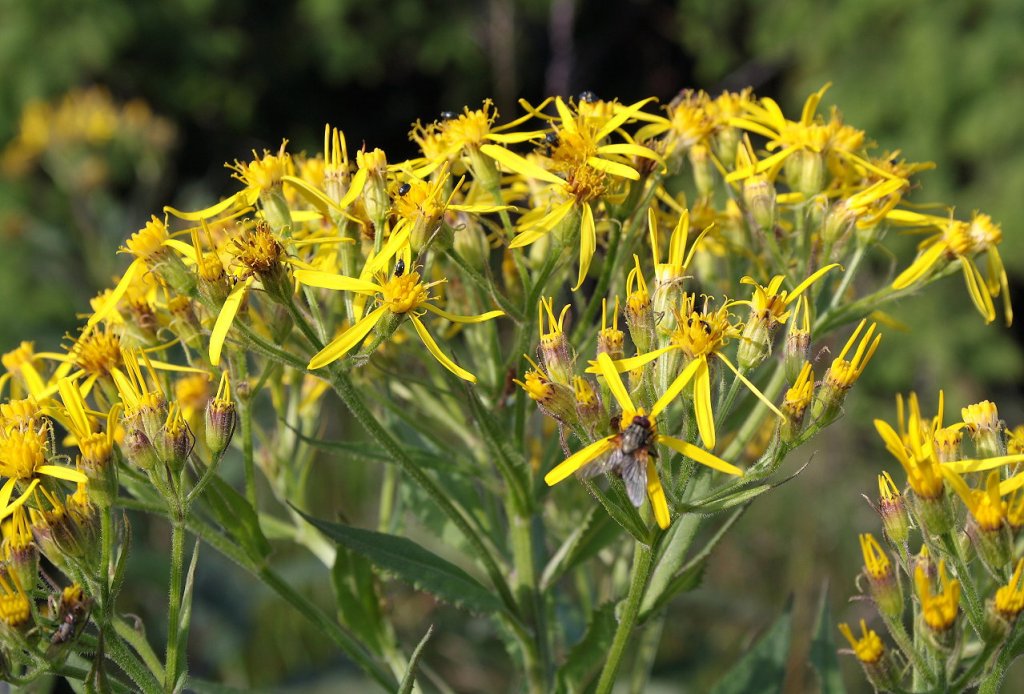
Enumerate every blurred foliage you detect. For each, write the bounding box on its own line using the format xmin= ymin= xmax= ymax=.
xmin=1 ymin=0 xmax=1024 ymax=689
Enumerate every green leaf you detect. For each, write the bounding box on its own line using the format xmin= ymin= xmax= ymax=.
xmin=556 ymin=603 xmax=617 ymax=693
xmin=710 ymin=599 xmax=793 ymax=694
xmin=199 ymin=477 xmax=271 ymax=561
xmin=397 ymin=625 xmax=435 ymax=694
xmin=678 ymin=463 xmax=809 ymax=514
xmin=331 ymin=545 xmax=387 ymax=655
xmin=809 ymin=585 xmax=846 ymax=694
xmin=297 ymin=509 xmax=504 ymax=614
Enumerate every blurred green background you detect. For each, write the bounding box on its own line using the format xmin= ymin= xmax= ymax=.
xmin=2 ymin=0 xmax=1023 ymax=690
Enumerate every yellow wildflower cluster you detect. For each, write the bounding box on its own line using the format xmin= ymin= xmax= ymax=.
xmin=0 ymin=85 xmax=1013 ymax=691
xmin=846 ymin=392 xmax=1024 ymax=690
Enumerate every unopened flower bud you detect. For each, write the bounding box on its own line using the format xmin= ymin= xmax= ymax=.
xmin=688 ymin=144 xmax=715 ymax=197
xmin=573 ymin=376 xmax=604 ymax=436
xmin=515 ymin=357 xmax=578 ymax=426
xmin=537 ymin=298 xmax=574 ymax=385
xmin=452 ymin=214 xmax=490 ymax=270
xmin=785 ymin=149 xmax=825 ymax=198
xmin=157 ymin=405 xmax=191 ymax=473
xmin=358 ymin=148 xmax=390 ymax=227
xmin=838 ymin=621 xmax=899 ymax=692
xmin=962 ymin=400 xmax=1004 ymax=459
xmin=876 ymin=472 xmax=910 ymax=546
xmin=123 ymin=428 xmax=160 ymax=471
xmin=205 ymin=372 xmax=236 ymax=458
xmin=624 ymin=256 xmax=655 ymax=354
xmin=742 ymin=175 xmax=775 ymax=234
xmin=780 ymin=362 xmax=814 ymax=443
xmin=859 ymin=533 xmax=903 ymax=620
xmin=597 ymin=298 xmax=625 ymax=362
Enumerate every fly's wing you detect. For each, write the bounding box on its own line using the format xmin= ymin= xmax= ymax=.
xmin=578 ymin=447 xmax=622 ymax=479
xmin=619 ymin=454 xmax=649 ymax=507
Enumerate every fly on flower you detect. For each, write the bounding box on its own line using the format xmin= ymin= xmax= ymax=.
xmin=582 ymin=412 xmax=658 ymax=507
xmin=545 ymin=352 xmax=742 ymax=529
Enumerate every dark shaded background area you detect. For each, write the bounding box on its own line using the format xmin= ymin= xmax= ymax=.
xmin=2 ymin=0 xmax=1023 ymax=690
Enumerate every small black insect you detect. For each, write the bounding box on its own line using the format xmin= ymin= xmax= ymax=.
xmin=394 ymin=258 xmax=406 ymax=277
xmin=577 ymin=90 xmax=598 ymax=103
xmin=581 ymin=415 xmax=656 ymax=507
xmin=545 ymin=131 xmax=559 ymax=146
xmin=398 ymin=182 xmax=411 ymax=196
xmin=439 ymin=111 xmax=458 ymax=121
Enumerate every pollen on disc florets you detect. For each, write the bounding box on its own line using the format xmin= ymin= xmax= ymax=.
xmin=381 ymin=272 xmax=432 ymax=315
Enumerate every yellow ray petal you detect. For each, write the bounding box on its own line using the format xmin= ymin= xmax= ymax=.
xmin=209 ymin=277 xmax=254 ymax=367
xmin=282 ymin=175 xmax=342 ymax=215
xmin=308 ymin=305 xmax=388 ymax=371
xmin=595 ymin=352 xmax=635 ymax=413
xmin=892 ymin=242 xmax=947 ymax=290
xmin=164 ymin=189 xmax=255 ymax=220
xmin=584 ymin=345 xmax=675 ymax=374
xmin=657 ymin=435 xmax=742 ymax=476
xmin=573 ymin=203 xmax=596 ymax=291
xmin=295 ymin=270 xmax=381 ymax=295
xmin=409 ymin=315 xmax=476 ymax=382
xmin=422 ymin=304 xmax=504 ymax=324
xmin=716 ymin=353 xmax=786 ymax=420
xmin=337 ymin=167 xmax=368 ymax=209
xmin=479 ymin=144 xmax=564 ymax=185
xmin=586 ymin=156 xmax=640 ymax=181
xmin=37 ymin=465 xmax=89 ymax=483
xmin=787 ymin=263 xmax=842 ymax=303
xmin=645 ymin=459 xmax=671 ymax=529
xmin=693 ymin=358 xmax=715 ymax=449
xmin=544 ymin=436 xmax=618 ymax=485
xmin=88 ymin=258 xmax=145 ymax=327
xmin=650 ymin=357 xmax=703 ymax=419
xmin=0 ymin=479 xmax=39 ymax=521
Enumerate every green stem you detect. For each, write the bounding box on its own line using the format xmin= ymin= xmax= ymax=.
xmin=594 ymin=542 xmax=654 ymax=694
xmin=881 ymin=611 xmax=936 ymax=685
xmin=163 ymin=517 xmax=186 ymax=693
xmin=511 ymin=511 xmax=549 ymax=692
xmin=328 ymin=368 xmax=519 ymax=615
xmin=235 ymin=355 xmax=257 ymax=509
xmin=940 ymin=532 xmax=985 ymax=636
xmin=828 ymin=243 xmax=866 ymax=310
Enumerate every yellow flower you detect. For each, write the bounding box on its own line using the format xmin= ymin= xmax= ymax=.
xmin=0 ymin=421 xmax=87 ymax=521
xmin=592 ymin=293 xmax=784 ymax=450
xmin=874 ymin=393 xmax=946 ymax=501
xmin=888 ymin=210 xmax=1011 ymax=325
xmin=0 ymin=568 xmax=30 ymax=627
xmin=545 ymin=353 xmax=741 ymax=529
xmin=838 ymin=620 xmax=885 ymax=664
xmin=996 ymin=559 xmax=1024 ymax=619
xmin=295 ymin=264 xmax=503 ymax=381
xmin=944 ymin=470 xmax=1005 ymax=532
xmin=915 ymin=560 xmax=960 ymax=632
xmin=648 ymin=207 xmax=711 ymax=290
xmin=726 ymin=84 xmax=894 ymax=189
